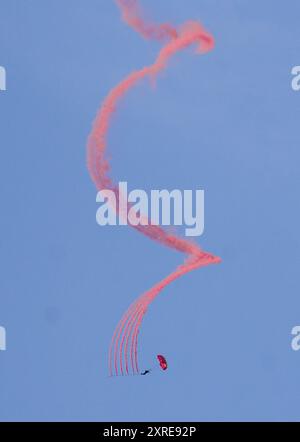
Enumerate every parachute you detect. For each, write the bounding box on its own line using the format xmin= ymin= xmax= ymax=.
xmin=157 ymin=355 xmax=168 ymax=371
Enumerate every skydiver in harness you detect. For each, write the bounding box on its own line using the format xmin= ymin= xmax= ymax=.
xmin=140 ymin=369 xmax=151 ymax=375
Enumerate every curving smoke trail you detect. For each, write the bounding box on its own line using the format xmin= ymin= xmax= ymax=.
xmin=116 ymin=0 xmax=178 ymax=40
xmin=87 ymin=1 xmax=220 ymax=376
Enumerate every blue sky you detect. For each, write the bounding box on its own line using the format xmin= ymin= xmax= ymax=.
xmin=1 ymin=0 xmax=300 ymax=421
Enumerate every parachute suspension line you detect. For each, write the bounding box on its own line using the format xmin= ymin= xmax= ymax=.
xmin=87 ymin=2 xmax=219 ymax=377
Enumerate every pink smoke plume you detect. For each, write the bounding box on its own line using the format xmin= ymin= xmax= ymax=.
xmin=87 ymin=1 xmax=220 ymax=376
xmin=116 ymin=0 xmax=178 ymax=40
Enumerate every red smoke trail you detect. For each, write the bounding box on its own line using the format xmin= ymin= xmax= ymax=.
xmin=130 ymin=255 xmax=220 ymax=374
xmin=87 ymin=1 xmax=220 ymax=377
xmin=116 ymin=0 xmax=178 ymax=40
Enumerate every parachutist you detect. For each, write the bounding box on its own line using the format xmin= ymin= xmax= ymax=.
xmin=141 ymin=369 xmax=151 ymax=375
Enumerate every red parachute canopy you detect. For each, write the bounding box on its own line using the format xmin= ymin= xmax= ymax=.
xmin=157 ymin=354 xmax=168 ymax=371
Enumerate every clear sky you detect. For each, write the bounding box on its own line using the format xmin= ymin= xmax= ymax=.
xmin=1 ymin=0 xmax=300 ymax=421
